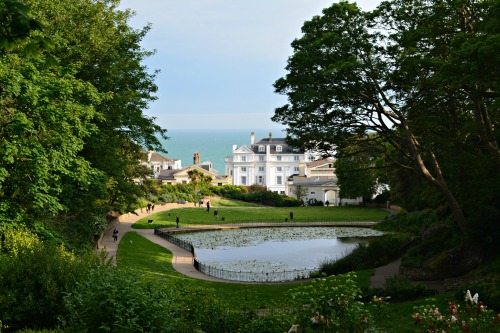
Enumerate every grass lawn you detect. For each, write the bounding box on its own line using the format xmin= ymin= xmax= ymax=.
xmin=133 ymin=205 xmax=390 ymax=229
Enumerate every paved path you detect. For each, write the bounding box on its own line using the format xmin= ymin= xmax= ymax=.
xmin=99 ymin=202 xmax=232 ymax=282
xmin=99 ymin=203 xmax=398 ymax=286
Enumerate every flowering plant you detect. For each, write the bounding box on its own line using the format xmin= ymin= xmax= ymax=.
xmin=412 ymin=290 xmax=500 ymax=332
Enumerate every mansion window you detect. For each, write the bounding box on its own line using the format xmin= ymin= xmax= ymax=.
xmin=280 ymin=191 xmax=285 ymax=195
xmin=276 ymin=145 xmax=282 ymax=152
xmin=257 ymin=176 xmax=264 ymax=184
xmin=277 ymin=167 xmax=282 ymax=172
xmin=241 ymin=167 xmax=247 ymax=172
xmin=259 ymin=156 xmax=265 ymax=161
xmin=294 ymin=167 xmax=299 ymax=172
xmin=277 ymin=176 xmax=282 ymax=185
xmin=259 ymin=166 xmax=264 ymax=172
xmin=241 ymin=156 xmax=246 ymax=162
xmin=241 ymin=176 xmax=247 ymax=185
xmin=258 ymin=145 xmax=265 ymax=152
xmin=294 ymin=155 xmax=300 ymax=161
xmin=277 ymin=156 xmax=282 ymax=161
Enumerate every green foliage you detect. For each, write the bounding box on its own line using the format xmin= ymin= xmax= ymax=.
xmin=0 ymin=0 xmax=44 ymax=51
xmin=374 ymin=209 xmax=453 ymax=234
xmin=61 ymin=268 xmax=186 ymax=333
xmin=335 ymin=137 xmax=387 ymax=202
xmin=273 ymin=0 xmax=499 ymax=238
xmin=319 ymin=233 xmax=413 ymax=275
xmin=0 ymin=226 xmax=40 ymax=256
xmin=412 ymin=291 xmax=500 ymax=333
xmin=0 ymin=0 xmax=171 ymax=246
xmin=216 ymin=185 xmax=302 ymax=207
xmin=287 ymin=272 xmax=373 ymax=332
xmin=383 ymin=276 xmax=436 ymax=301
xmin=0 ymin=229 xmax=103 ymax=332
xmin=457 ymin=275 xmax=500 ymax=312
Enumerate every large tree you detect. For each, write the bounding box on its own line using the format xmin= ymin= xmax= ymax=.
xmin=273 ymin=0 xmax=499 ymax=237
xmin=1 ymin=0 xmax=169 ymax=244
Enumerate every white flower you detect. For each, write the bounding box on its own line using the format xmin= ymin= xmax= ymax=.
xmin=472 ymin=293 xmax=479 ymax=304
xmin=451 ymin=315 xmax=458 ymax=323
xmin=465 ymin=290 xmax=472 ymax=303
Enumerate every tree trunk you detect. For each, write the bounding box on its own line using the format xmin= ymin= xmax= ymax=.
xmin=403 ymin=123 xmax=468 ymax=234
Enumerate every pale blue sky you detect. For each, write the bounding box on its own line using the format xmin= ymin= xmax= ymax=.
xmin=118 ymin=1 xmax=382 ymax=130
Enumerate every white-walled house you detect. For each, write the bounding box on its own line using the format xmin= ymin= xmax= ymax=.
xmin=225 ymin=132 xmax=310 ymax=193
xmin=143 ymin=150 xmax=181 ymax=178
xmin=158 ymin=153 xmax=231 ymax=186
xmin=286 ymin=157 xmax=363 ymax=206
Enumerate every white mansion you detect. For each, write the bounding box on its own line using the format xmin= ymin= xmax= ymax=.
xmin=226 ymin=132 xmax=362 ymax=205
xmin=225 ymin=132 xmax=311 ymax=194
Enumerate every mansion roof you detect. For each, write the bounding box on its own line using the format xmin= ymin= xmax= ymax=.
xmin=249 ymin=138 xmax=304 ymax=155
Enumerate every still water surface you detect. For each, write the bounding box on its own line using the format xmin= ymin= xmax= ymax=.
xmin=176 ymin=227 xmax=384 ymax=272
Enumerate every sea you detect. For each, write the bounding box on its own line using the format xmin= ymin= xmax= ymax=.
xmin=157 ymin=129 xmax=286 ymax=175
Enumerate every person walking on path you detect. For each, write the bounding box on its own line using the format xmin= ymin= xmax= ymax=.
xmin=214 ymin=209 xmax=218 ymax=221
xmin=206 ymin=200 xmax=210 ymax=212
xmin=289 ymin=211 xmax=294 ymax=222
xmin=112 ymin=228 xmax=119 ymax=242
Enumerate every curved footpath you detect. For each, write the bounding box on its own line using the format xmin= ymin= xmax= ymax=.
xmin=99 ymin=203 xmax=402 ymax=286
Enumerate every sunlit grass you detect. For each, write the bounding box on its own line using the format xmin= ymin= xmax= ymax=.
xmin=133 ymin=205 xmax=389 ymax=229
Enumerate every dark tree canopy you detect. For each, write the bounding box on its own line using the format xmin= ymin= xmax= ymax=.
xmin=273 ymin=0 xmax=499 ymax=238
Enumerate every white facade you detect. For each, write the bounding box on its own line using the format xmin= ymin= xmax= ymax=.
xmin=287 ymin=157 xmax=363 ymax=206
xmin=225 ymin=132 xmax=309 ymax=193
xmin=145 ymin=150 xmax=182 ymax=178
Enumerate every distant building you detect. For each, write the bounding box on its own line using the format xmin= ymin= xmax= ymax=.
xmin=225 ymin=132 xmax=311 ymax=193
xmin=286 ymin=157 xmax=362 ymax=206
xmin=143 ymin=150 xmax=181 ymax=178
xmin=158 ymin=153 xmax=231 ymax=186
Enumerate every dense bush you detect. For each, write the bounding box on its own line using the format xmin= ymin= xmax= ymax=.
xmin=402 ymin=224 xmax=462 ymax=269
xmin=0 ymin=229 xmax=104 ymax=332
xmin=287 ymin=272 xmax=374 ymax=332
xmin=374 ymin=209 xmax=453 ymax=235
xmin=62 ymin=269 xmax=187 ymax=333
xmin=319 ymin=233 xmax=413 ymax=275
xmin=382 ymin=276 xmax=436 ymax=301
xmin=457 ymin=275 xmax=500 ymax=312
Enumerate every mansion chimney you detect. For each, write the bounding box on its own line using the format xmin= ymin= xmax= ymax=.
xmin=193 ymin=152 xmax=200 ymax=165
xmin=269 ymin=132 xmax=272 ymax=142
xmin=250 ymin=132 xmax=255 ymax=145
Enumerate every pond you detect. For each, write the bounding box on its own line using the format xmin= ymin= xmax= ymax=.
xmin=176 ymin=227 xmax=384 ymax=274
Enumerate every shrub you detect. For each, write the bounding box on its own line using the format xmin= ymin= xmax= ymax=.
xmin=457 ymin=275 xmax=500 ymax=312
xmin=61 ymin=269 xmax=187 ymax=332
xmin=0 ymin=233 xmax=103 ymax=332
xmin=319 ymin=233 xmax=413 ymax=275
xmin=383 ymin=276 xmax=436 ymax=301
xmin=287 ymin=272 xmax=374 ymax=332
xmin=413 ymin=290 xmax=500 ymax=332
